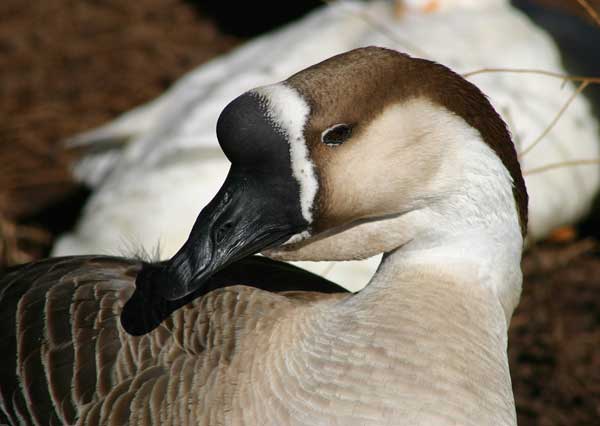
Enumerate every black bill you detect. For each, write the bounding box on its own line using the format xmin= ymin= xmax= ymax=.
xmin=155 ymin=166 xmax=308 ymax=300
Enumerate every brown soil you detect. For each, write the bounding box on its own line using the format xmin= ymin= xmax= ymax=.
xmin=0 ymin=0 xmax=238 ymax=264
xmin=1 ymin=1 xmax=599 ymax=425
xmin=514 ymin=241 xmax=600 ymax=425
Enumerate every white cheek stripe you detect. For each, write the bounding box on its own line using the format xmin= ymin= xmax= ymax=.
xmin=252 ymin=83 xmax=318 ymax=223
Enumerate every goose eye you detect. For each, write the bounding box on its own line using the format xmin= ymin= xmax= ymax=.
xmin=321 ymin=124 xmax=352 ymax=146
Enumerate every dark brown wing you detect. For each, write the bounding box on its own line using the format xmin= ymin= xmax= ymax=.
xmin=0 ymin=256 xmax=140 ymax=425
xmin=0 ymin=255 xmax=347 ymax=425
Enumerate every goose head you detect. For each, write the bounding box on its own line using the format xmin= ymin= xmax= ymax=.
xmin=157 ymin=47 xmax=528 ymax=308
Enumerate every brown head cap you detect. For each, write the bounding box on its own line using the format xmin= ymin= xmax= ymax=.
xmin=286 ymin=47 xmax=528 ymax=236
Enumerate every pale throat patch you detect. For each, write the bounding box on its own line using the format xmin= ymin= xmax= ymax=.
xmin=251 ymin=83 xmax=318 ymax=230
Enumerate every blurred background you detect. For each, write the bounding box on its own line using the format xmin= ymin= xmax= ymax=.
xmin=1 ymin=0 xmax=599 ymax=424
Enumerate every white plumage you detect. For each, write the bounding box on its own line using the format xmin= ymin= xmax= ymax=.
xmin=54 ymin=0 xmax=599 ymax=291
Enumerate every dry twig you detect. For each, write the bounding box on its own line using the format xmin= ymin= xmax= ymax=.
xmin=463 ymin=68 xmax=600 ymax=85
xmin=575 ymin=0 xmax=600 ymax=27
xmin=519 ymin=81 xmax=590 ymax=158
xmin=524 ymin=158 xmax=600 ymax=175
xmin=464 ymin=68 xmax=600 ymax=172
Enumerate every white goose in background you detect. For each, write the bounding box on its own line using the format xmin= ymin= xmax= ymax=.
xmin=53 ymin=0 xmax=599 ymax=291
xmin=2 ymin=47 xmax=525 ymax=425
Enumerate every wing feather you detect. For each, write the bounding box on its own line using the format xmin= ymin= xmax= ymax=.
xmin=0 ymin=254 xmax=347 ymax=424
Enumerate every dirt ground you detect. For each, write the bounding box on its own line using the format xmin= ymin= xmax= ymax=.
xmin=1 ymin=1 xmax=599 ymax=425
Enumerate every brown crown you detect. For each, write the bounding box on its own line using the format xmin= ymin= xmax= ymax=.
xmin=287 ymin=47 xmax=529 ymax=236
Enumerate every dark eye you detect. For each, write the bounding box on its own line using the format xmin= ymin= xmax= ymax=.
xmin=321 ymin=123 xmax=353 ymax=146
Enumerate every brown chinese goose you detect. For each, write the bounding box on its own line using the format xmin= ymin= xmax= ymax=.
xmin=0 ymin=47 xmax=527 ymax=426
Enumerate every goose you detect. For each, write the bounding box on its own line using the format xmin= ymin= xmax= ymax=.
xmin=1 ymin=47 xmax=525 ymax=425
xmin=51 ymin=0 xmax=597 ymax=292
xmin=52 ymin=0 xmax=597 ymax=291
